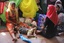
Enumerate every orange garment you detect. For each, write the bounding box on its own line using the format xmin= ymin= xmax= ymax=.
xmin=6 ymin=11 xmax=17 ymax=38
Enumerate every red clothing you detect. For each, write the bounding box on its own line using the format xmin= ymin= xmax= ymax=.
xmin=0 ymin=2 xmax=5 ymax=14
xmin=6 ymin=23 xmax=14 ymax=33
xmin=47 ymin=5 xmax=58 ymax=25
xmin=6 ymin=11 xmax=16 ymax=23
xmin=6 ymin=11 xmax=17 ymax=37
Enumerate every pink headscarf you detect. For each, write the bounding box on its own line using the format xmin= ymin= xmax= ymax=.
xmin=47 ymin=5 xmax=58 ymax=25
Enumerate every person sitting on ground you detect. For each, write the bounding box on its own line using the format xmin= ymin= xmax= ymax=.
xmin=6 ymin=1 xmax=19 ymax=41
xmin=39 ymin=5 xmax=58 ymax=39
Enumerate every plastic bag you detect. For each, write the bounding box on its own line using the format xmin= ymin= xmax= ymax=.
xmin=19 ymin=34 xmax=31 ymax=43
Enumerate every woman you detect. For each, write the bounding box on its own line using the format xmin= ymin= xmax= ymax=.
xmin=56 ymin=4 xmax=64 ymax=14
xmin=55 ymin=0 xmax=64 ymax=14
xmin=40 ymin=5 xmax=58 ymax=39
xmin=55 ymin=0 xmax=62 ymax=5
xmin=6 ymin=1 xmax=19 ymax=41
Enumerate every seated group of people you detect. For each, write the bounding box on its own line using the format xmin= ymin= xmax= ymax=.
xmin=5 ymin=0 xmax=64 ymax=42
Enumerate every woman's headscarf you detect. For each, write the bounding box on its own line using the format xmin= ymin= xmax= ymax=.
xmin=47 ymin=5 xmax=58 ymax=25
xmin=6 ymin=1 xmax=18 ymax=23
xmin=55 ymin=0 xmax=63 ymax=11
xmin=57 ymin=4 xmax=63 ymax=10
xmin=55 ymin=0 xmax=62 ymax=4
xmin=7 ymin=1 xmax=16 ymax=11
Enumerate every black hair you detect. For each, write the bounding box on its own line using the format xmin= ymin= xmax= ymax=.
xmin=56 ymin=5 xmax=60 ymax=8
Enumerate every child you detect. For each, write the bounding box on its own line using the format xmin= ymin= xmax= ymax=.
xmin=27 ymin=21 xmax=37 ymax=38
